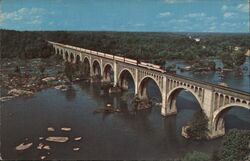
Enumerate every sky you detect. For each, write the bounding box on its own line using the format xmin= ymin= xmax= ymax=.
xmin=0 ymin=0 xmax=249 ymax=32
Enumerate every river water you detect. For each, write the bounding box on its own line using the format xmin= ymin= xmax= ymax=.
xmin=166 ymin=57 xmax=250 ymax=92
xmin=1 ymin=58 xmax=250 ymax=160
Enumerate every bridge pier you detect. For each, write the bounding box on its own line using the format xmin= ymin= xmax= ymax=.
xmin=135 ymin=69 xmax=138 ymax=95
xmin=207 ymin=118 xmax=225 ymax=139
xmin=161 ymin=105 xmax=177 ymax=116
xmin=113 ymin=61 xmax=117 ymax=87
xmin=102 ymin=72 xmax=111 ymax=83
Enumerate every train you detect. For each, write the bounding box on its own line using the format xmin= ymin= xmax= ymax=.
xmin=57 ymin=42 xmax=167 ymax=73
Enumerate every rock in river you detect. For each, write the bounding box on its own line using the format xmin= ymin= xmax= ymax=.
xmin=54 ymin=85 xmax=68 ymax=91
xmin=74 ymin=137 xmax=82 ymax=141
xmin=37 ymin=143 xmax=44 ymax=150
xmin=8 ymin=89 xmax=33 ymax=97
xmin=43 ymin=145 xmax=51 ymax=150
xmin=73 ymin=147 xmax=80 ymax=151
xmin=42 ymin=77 xmax=56 ymax=82
xmin=40 ymin=156 xmax=46 ymax=160
xmin=39 ymin=137 xmax=44 ymax=140
xmin=47 ymin=127 xmax=55 ymax=132
xmin=61 ymin=127 xmax=71 ymax=131
xmin=15 ymin=142 xmax=33 ymax=151
xmin=0 ymin=96 xmax=15 ymax=102
xmin=45 ymin=136 xmax=69 ymax=143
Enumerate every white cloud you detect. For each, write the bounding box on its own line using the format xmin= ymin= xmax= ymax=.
xmin=49 ymin=21 xmax=54 ymax=26
xmin=209 ymin=26 xmax=216 ymax=31
xmin=3 ymin=8 xmax=46 ymax=21
xmin=221 ymin=5 xmax=228 ymax=11
xmin=169 ymin=19 xmax=189 ymax=23
xmin=0 ymin=10 xmax=4 ymax=24
xmin=28 ymin=19 xmax=42 ymax=25
xmin=163 ymin=0 xmax=194 ymax=4
xmin=134 ymin=23 xmax=145 ymax=27
xmin=1 ymin=7 xmax=49 ymax=25
xmin=185 ymin=12 xmax=206 ymax=18
xmin=223 ymin=12 xmax=236 ymax=18
xmin=237 ymin=3 xmax=249 ymax=12
xmin=159 ymin=12 xmax=172 ymax=17
xmin=208 ymin=22 xmax=217 ymax=31
xmin=206 ymin=16 xmax=217 ymax=22
xmin=221 ymin=22 xmax=238 ymax=27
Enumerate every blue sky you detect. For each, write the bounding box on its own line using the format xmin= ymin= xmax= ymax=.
xmin=0 ymin=0 xmax=249 ymax=32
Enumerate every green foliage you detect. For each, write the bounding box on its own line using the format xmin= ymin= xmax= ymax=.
xmin=192 ymin=60 xmax=216 ymax=71
xmin=220 ymin=129 xmax=250 ymax=161
xmin=181 ymin=151 xmax=210 ymax=161
xmin=1 ymin=30 xmax=249 ymax=62
xmin=220 ymin=50 xmax=246 ymax=68
xmin=186 ymin=110 xmax=209 ymax=139
xmin=232 ymin=50 xmax=246 ymax=66
xmin=207 ymin=61 xmax=216 ymax=70
xmin=0 ymin=30 xmax=53 ymax=59
xmin=211 ymin=150 xmax=221 ymax=161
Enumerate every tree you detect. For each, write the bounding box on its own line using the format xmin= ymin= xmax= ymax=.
xmin=231 ymin=50 xmax=246 ymax=66
xmin=181 ymin=151 xmax=210 ymax=161
xmin=211 ymin=150 xmax=221 ymax=161
xmin=220 ymin=50 xmax=246 ymax=68
xmin=220 ymin=129 xmax=250 ymax=161
xmin=186 ymin=110 xmax=209 ymax=139
xmin=220 ymin=52 xmax=234 ymax=68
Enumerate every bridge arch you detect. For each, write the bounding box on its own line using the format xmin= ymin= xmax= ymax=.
xmin=92 ymin=59 xmax=101 ymax=76
xmin=166 ymin=85 xmax=203 ymax=113
xmin=213 ymin=103 xmax=250 ymax=131
xmin=118 ymin=68 xmax=136 ymax=92
xmin=83 ymin=57 xmax=91 ymax=76
xmin=103 ymin=63 xmax=114 ymax=82
xmin=75 ymin=54 xmax=81 ymax=63
xmin=138 ymin=76 xmax=162 ymax=102
xmin=83 ymin=56 xmax=90 ymax=63
xmin=60 ymin=49 xmax=63 ymax=54
xmin=91 ymin=59 xmax=101 ymax=68
xmin=65 ymin=51 xmax=69 ymax=61
xmin=73 ymin=54 xmax=82 ymax=76
xmin=70 ymin=52 xmax=75 ymax=62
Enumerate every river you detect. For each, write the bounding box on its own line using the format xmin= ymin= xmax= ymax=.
xmin=1 ymin=58 xmax=250 ymax=160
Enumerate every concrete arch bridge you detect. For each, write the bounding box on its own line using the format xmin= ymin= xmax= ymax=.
xmin=49 ymin=41 xmax=250 ymax=139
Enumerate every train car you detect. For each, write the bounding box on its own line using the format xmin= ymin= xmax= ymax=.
xmin=98 ymin=52 xmax=105 ymax=57
xmin=114 ymin=55 xmax=124 ymax=61
xmin=125 ymin=58 xmax=137 ymax=65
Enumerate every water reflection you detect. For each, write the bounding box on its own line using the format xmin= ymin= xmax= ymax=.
xmin=64 ymin=85 xmax=76 ymax=101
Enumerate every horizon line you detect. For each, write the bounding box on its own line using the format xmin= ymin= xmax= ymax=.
xmin=0 ymin=29 xmax=249 ymax=34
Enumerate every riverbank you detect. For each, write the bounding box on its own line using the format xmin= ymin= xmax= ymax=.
xmin=0 ymin=57 xmax=71 ymax=101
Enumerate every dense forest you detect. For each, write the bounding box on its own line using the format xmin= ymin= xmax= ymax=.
xmin=1 ymin=29 xmax=249 ymax=64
